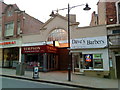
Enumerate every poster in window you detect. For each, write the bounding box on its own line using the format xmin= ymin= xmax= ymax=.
xmin=85 ymin=54 xmax=92 ymax=62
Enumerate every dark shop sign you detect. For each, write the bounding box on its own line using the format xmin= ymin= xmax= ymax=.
xmin=22 ymin=45 xmax=57 ymax=53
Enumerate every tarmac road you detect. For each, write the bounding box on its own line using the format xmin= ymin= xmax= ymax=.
xmin=1 ymin=76 xmax=91 ymax=90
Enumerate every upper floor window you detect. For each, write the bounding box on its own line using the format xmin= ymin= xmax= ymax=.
xmin=112 ymin=30 xmax=120 ymax=34
xmin=17 ymin=21 xmax=20 ymax=34
xmin=0 ymin=24 xmax=1 ymax=31
xmin=0 ymin=24 xmax=2 ymax=37
xmin=117 ymin=2 xmax=120 ymax=24
xmin=47 ymin=28 xmax=67 ymax=41
xmin=5 ymin=22 xmax=14 ymax=36
xmin=7 ymin=10 xmax=13 ymax=17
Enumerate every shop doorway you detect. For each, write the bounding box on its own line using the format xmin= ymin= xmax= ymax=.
xmin=116 ymin=56 xmax=120 ymax=79
xmin=73 ymin=53 xmax=84 ymax=73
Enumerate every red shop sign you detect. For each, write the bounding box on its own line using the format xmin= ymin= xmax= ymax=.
xmin=0 ymin=41 xmax=16 ymax=45
xmin=22 ymin=45 xmax=58 ymax=54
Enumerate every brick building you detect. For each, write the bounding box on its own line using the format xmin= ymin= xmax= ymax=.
xmin=90 ymin=0 xmax=120 ymax=79
xmin=0 ymin=1 xmax=44 ymax=68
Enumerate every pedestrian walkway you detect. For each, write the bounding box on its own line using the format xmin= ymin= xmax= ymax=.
xmin=0 ymin=68 xmax=119 ymax=89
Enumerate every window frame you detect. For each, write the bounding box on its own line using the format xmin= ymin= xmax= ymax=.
xmin=4 ymin=22 xmax=14 ymax=36
xmin=47 ymin=28 xmax=68 ymax=41
xmin=83 ymin=53 xmax=103 ymax=69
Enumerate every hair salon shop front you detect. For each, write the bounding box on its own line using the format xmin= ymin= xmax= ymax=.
xmin=70 ymin=36 xmax=110 ymax=77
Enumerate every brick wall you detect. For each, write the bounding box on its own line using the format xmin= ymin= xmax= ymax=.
xmin=23 ymin=13 xmax=43 ymax=34
xmin=2 ymin=3 xmax=44 ymax=39
xmin=106 ymin=2 xmax=117 ymax=25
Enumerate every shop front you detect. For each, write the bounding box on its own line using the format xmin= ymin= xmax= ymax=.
xmin=71 ymin=36 xmax=110 ymax=77
xmin=22 ymin=45 xmax=58 ymax=72
xmin=2 ymin=39 xmax=22 ymax=68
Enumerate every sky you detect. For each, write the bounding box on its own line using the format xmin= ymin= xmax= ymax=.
xmin=4 ymin=0 xmax=99 ymax=27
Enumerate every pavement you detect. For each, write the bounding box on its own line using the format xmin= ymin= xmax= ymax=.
xmin=0 ymin=68 xmax=119 ymax=90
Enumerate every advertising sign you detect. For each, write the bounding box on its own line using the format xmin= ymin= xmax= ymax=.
xmin=85 ymin=54 xmax=93 ymax=62
xmin=71 ymin=36 xmax=107 ymax=49
xmin=33 ymin=66 xmax=39 ymax=79
xmin=0 ymin=39 xmax=22 ymax=48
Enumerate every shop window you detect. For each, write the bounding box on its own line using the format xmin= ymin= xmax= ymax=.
xmin=3 ymin=48 xmax=19 ymax=67
xmin=5 ymin=22 xmax=14 ymax=36
xmin=83 ymin=54 xmax=103 ymax=69
xmin=25 ymin=54 xmax=43 ymax=68
xmin=93 ymin=54 xmax=103 ymax=69
xmin=47 ymin=28 xmax=67 ymax=41
xmin=84 ymin=54 xmax=93 ymax=69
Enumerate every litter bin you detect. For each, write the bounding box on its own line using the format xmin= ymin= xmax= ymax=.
xmin=16 ymin=62 xmax=25 ymax=75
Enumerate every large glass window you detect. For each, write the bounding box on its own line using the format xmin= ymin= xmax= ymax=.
xmin=47 ymin=29 xmax=67 ymax=41
xmin=3 ymin=48 xmax=19 ymax=68
xmin=83 ymin=54 xmax=103 ymax=69
xmin=5 ymin=22 xmax=14 ymax=36
xmin=93 ymin=54 xmax=103 ymax=69
xmin=25 ymin=54 xmax=44 ymax=69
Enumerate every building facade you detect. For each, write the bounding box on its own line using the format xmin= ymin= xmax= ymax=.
xmin=1 ymin=1 xmax=117 ymax=78
xmin=0 ymin=2 xmax=44 ymax=68
xmin=90 ymin=0 xmax=120 ymax=79
xmin=70 ymin=25 xmax=109 ymax=77
xmin=107 ymin=24 xmax=120 ymax=79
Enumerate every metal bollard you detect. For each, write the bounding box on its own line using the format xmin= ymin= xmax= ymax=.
xmin=68 ymin=64 xmax=71 ymax=81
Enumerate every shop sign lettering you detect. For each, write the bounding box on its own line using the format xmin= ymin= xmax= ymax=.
xmin=71 ymin=36 xmax=107 ymax=49
xmin=23 ymin=47 xmax=41 ymax=51
xmin=22 ymin=45 xmax=58 ymax=54
xmin=0 ymin=41 xmax=16 ymax=45
xmin=23 ymin=46 xmax=41 ymax=53
xmin=72 ymin=39 xmax=105 ymax=45
xmin=47 ymin=46 xmax=57 ymax=52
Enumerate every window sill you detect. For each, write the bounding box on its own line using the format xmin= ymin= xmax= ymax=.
xmin=83 ymin=69 xmax=104 ymax=71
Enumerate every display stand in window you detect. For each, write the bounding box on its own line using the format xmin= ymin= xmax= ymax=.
xmin=93 ymin=54 xmax=103 ymax=69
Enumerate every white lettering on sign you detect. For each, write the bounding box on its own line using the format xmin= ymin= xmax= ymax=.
xmin=71 ymin=36 xmax=107 ymax=49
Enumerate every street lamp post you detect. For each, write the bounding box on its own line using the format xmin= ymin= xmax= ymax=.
xmin=50 ymin=3 xmax=91 ymax=81
xmin=67 ymin=3 xmax=91 ymax=81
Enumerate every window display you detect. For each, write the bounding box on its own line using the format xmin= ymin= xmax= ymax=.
xmin=84 ymin=54 xmax=93 ymax=69
xmin=3 ymin=47 xmax=19 ymax=67
xmin=93 ymin=54 xmax=103 ymax=69
xmin=83 ymin=54 xmax=103 ymax=69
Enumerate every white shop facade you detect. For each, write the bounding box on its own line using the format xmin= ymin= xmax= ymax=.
xmin=70 ymin=36 xmax=110 ymax=77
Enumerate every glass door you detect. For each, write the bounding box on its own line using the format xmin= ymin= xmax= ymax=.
xmin=73 ymin=53 xmax=83 ymax=73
